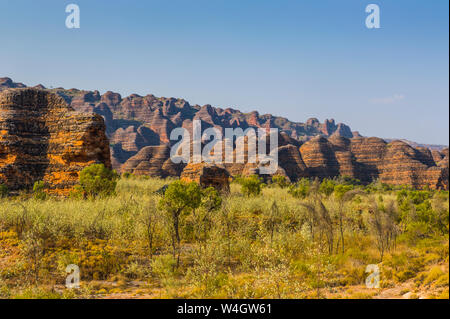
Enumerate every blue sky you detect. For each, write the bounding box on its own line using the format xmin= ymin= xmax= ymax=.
xmin=0 ymin=0 xmax=448 ymax=144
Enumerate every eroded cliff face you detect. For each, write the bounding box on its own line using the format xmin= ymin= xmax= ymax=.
xmin=119 ymin=132 xmax=448 ymax=189
xmin=0 ymin=78 xmax=447 ymax=190
xmin=297 ymin=137 xmax=448 ymax=189
xmin=0 ymin=89 xmax=111 ymax=195
xmin=11 ymin=81 xmax=356 ymax=171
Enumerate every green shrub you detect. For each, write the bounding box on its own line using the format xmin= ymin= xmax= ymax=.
xmin=336 ymin=176 xmax=361 ymax=186
xmin=0 ymin=184 xmax=8 ymax=198
xmin=334 ymin=184 xmax=354 ymax=200
xmin=236 ymin=175 xmax=263 ymax=197
xmin=319 ymin=178 xmax=335 ymax=197
xmin=271 ymin=175 xmax=289 ymax=188
xmin=75 ymin=164 xmax=119 ymax=198
xmin=288 ymin=178 xmax=310 ymax=199
xmin=158 ymin=180 xmax=202 ymax=266
xmin=151 ymin=255 xmax=177 ymax=284
xmin=201 ymin=187 xmax=222 ymax=212
xmin=32 ymin=181 xmax=47 ymax=200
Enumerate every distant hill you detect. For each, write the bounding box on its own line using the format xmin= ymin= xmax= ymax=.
xmin=383 ymin=138 xmax=447 ymax=152
xmin=1 ymin=77 xmax=448 ymax=190
xmin=1 ymin=76 xmax=359 ymax=167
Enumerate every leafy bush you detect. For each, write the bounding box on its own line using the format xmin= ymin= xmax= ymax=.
xmin=158 ymin=180 xmax=202 ymax=266
xmin=319 ymin=178 xmax=335 ymax=197
xmin=336 ymin=176 xmax=361 ymax=186
xmin=334 ymin=184 xmax=354 ymax=200
xmin=151 ymin=254 xmax=178 ymax=287
xmin=32 ymin=181 xmax=47 ymax=200
xmin=201 ymin=187 xmax=222 ymax=212
xmin=271 ymin=175 xmax=289 ymax=188
xmin=0 ymin=184 xmax=8 ymax=198
xmin=73 ymin=164 xmax=119 ymax=198
xmin=288 ymin=178 xmax=310 ymax=199
xmin=236 ymin=175 xmax=263 ymax=197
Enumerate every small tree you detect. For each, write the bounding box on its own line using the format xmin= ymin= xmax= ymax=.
xmin=264 ymin=200 xmax=282 ymax=245
xmin=300 ymin=199 xmax=334 ymax=255
xmin=33 ymin=181 xmax=47 ymax=200
xmin=140 ymin=199 xmax=160 ymax=260
xmin=0 ymin=184 xmax=8 ymax=198
xmin=319 ymin=178 xmax=335 ymax=197
xmin=158 ymin=180 xmax=201 ymax=267
xmin=367 ymin=199 xmax=398 ymax=261
xmin=271 ymin=175 xmax=289 ymax=188
xmin=201 ymin=187 xmax=222 ymax=213
xmin=195 ymin=187 xmax=222 ymax=247
xmin=334 ymin=185 xmax=362 ymax=253
xmin=288 ymin=178 xmax=310 ymax=199
xmin=237 ymin=175 xmax=263 ymax=197
xmin=75 ymin=164 xmax=118 ymax=198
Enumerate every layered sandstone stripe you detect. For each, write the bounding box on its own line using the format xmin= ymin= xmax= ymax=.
xmin=0 ymin=89 xmax=111 ymax=195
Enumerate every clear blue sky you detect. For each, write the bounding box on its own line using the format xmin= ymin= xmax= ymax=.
xmin=1 ymin=0 xmax=448 ymax=144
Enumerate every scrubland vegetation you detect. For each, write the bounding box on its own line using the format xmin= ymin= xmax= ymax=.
xmin=0 ymin=168 xmax=448 ymax=299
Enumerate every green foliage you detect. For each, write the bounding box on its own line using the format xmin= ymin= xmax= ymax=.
xmin=158 ymin=180 xmax=202 ymax=266
xmin=236 ymin=175 xmax=263 ymax=197
xmin=0 ymin=175 xmax=448 ymax=299
xmin=319 ymin=178 xmax=335 ymax=197
xmin=0 ymin=184 xmax=8 ymax=198
xmin=32 ymin=181 xmax=47 ymax=200
xmin=334 ymin=184 xmax=354 ymax=200
xmin=288 ymin=178 xmax=310 ymax=199
xmin=201 ymin=187 xmax=222 ymax=212
xmin=122 ymin=172 xmax=132 ymax=179
xmin=159 ymin=180 xmax=202 ymax=216
xmin=365 ymin=179 xmax=394 ymax=193
xmin=396 ymin=189 xmax=449 ymax=243
xmin=151 ymin=255 xmax=178 ymax=284
xmin=271 ymin=175 xmax=289 ymax=188
xmin=76 ymin=164 xmax=119 ymax=198
xmin=336 ymin=176 xmax=361 ymax=186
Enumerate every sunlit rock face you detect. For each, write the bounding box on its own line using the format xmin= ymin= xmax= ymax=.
xmin=1 ymin=79 xmax=447 ymax=190
xmin=0 ymin=88 xmax=111 ymax=195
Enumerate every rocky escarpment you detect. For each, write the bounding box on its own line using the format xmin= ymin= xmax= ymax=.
xmin=1 ymin=77 xmax=447 ymax=190
xmin=120 ymin=131 xmax=448 ymax=189
xmin=0 ymin=89 xmax=111 ymax=195
xmin=0 ymin=78 xmax=359 ymax=171
xmin=121 ymin=145 xmax=184 ymax=177
xmin=297 ymin=136 xmax=448 ymax=189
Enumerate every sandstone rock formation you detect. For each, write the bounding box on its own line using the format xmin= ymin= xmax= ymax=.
xmin=1 ymin=77 xmax=447 ymax=190
xmin=121 ymin=145 xmax=184 ymax=177
xmin=27 ymin=83 xmax=359 ymax=170
xmin=180 ymin=163 xmax=230 ymax=192
xmin=0 ymin=88 xmax=111 ymax=195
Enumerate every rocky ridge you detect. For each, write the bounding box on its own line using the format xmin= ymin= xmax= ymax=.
xmin=0 ymin=88 xmax=111 ymax=195
xmin=1 ymin=77 xmax=447 ymax=190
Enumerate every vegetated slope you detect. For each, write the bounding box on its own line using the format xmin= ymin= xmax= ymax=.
xmin=0 ymin=177 xmax=448 ymax=299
